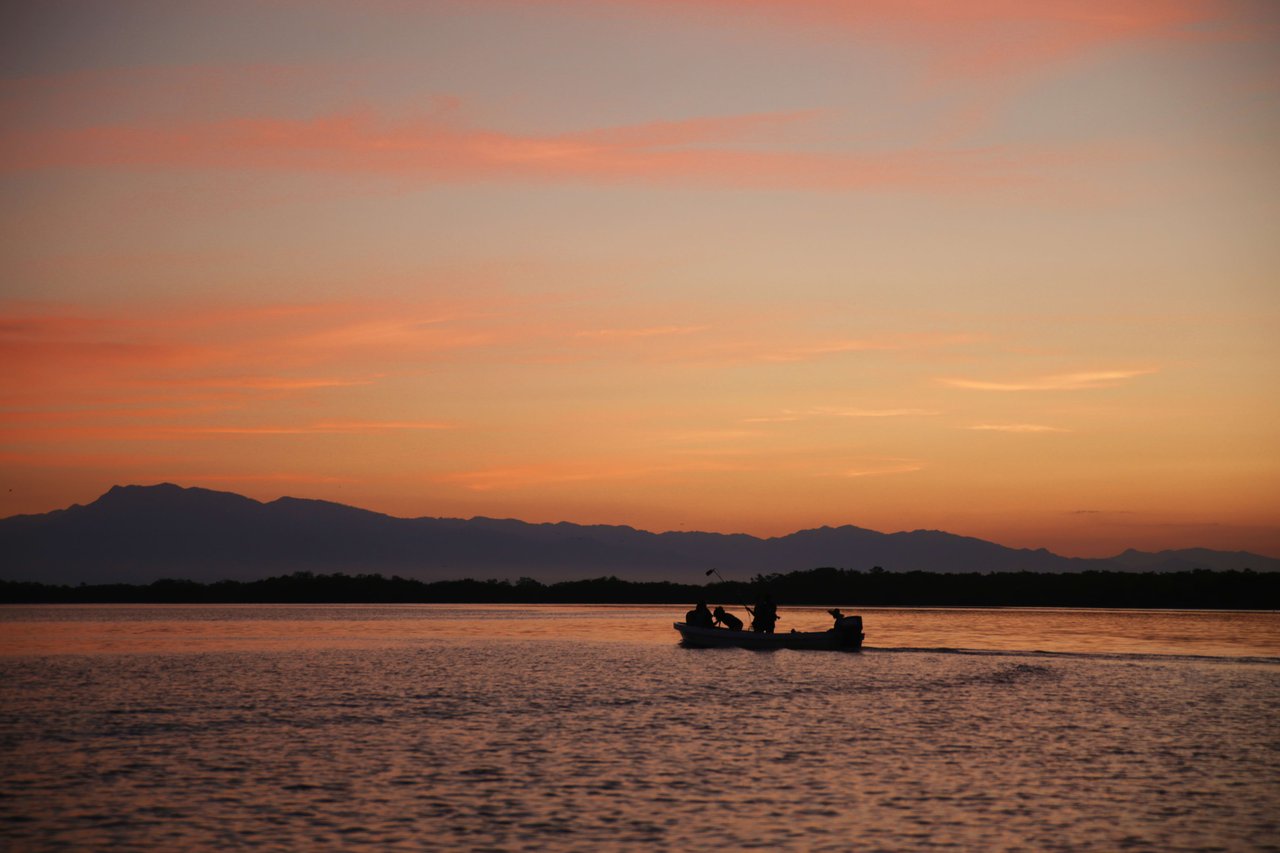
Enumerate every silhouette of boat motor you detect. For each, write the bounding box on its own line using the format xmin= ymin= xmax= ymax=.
xmin=674 ymin=616 xmax=863 ymax=651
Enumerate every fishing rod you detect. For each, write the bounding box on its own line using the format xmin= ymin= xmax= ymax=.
xmin=704 ymin=567 xmax=777 ymax=628
xmin=704 ymin=567 xmax=744 ymax=624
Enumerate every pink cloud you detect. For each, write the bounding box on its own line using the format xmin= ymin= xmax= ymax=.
xmin=0 ymin=299 xmax=504 ymax=414
xmin=550 ymin=0 xmax=1225 ymax=77
xmin=0 ymin=107 xmax=1124 ymax=195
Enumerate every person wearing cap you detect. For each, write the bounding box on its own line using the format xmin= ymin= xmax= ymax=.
xmin=828 ymin=608 xmax=863 ymax=643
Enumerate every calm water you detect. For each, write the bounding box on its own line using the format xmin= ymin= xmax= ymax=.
xmin=1 ymin=605 xmax=1278 ymax=851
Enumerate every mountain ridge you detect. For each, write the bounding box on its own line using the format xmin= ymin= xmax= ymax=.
xmin=2 ymin=483 xmax=1276 ymax=585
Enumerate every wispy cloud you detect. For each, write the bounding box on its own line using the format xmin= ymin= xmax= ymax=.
xmin=0 ymin=420 xmax=457 ymax=442
xmin=758 ymin=339 xmax=904 ymax=362
xmin=837 ymin=460 xmax=925 ymax=478
xmin=741 ymin=414 xmax=805 ymax=424
xmin=569 ymin=0 xmax=1227 ymax=78
xmin=1070 ymin=509 xmax=1136 ymax=516
xmin=940 ymin=368 xmax=1157 ymax=391
xmin=967 ymin=423 xmax=1070 ymax=433
xmin=819 ymin=407 xmax=940 ymax=418
xmin=184 ymin=473 xmax=356 ymax=485
xmin=657 ymin=429 xmax=766 ymax=445
xmin=0 ymin=106 xmax=1129 ymax=196
xmin=0 ymin=300 xmax=502 ymax=446
xmin=751 ymin=332 xmax=982 ymax=364
xmin=177 ymin=376 xmax=377 ymax=392
xmin=0 ymin=450 xmax=191 ymax=469
xmin=574 ymin=325 xmax=708 ymax=339
xmin=438 ymin=463 xmax=649 ymax=492
xmin=192 ymin=421 xmax=457 ymax=435
xmin=744 ymin=406 xmax=939 ymax=423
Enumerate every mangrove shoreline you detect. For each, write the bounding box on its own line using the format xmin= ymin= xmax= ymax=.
xmin=2 ymin=566 xmax=1276 ymax=609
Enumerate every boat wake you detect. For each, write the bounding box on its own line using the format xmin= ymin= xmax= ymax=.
xmin=864 ymin=646 xmax=1280 ymax=666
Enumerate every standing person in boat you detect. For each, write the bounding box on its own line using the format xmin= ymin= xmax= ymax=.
xmin=712 ymin=606 xmax=743 ymax=631
xmin=746 ymin=593 xmax=779 ymax=634
xmin=685 ymin=601 xmax=714 ymax=628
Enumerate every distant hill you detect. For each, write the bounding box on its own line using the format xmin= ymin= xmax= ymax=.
xmin=2 ymin=483 xmax=1276 ymax=585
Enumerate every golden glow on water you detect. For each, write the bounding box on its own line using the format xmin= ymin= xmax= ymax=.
xmin=2 ymin=605 xmax=1278 ymax=850
xmin=2 ymin=605 xmax=1277 ymax=658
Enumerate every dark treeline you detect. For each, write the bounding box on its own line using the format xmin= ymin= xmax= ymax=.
xmin=1 ymin=566 xmax=1276 ymax=609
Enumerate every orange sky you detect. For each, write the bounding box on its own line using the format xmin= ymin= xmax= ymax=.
xmin=2 ymin=0 xmax=1278 ymax=557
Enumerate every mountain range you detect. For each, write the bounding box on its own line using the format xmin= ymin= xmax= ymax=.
xmin=2 ymin=483 xmax=1276 ymax=586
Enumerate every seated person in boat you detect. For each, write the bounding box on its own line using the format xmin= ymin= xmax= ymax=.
xmin=685 ymin=601 xmax=715 ymax=628
xmin=712 ymin=606 xmax=743 ymax=631
xmin=824 ymin=604 xmax=865 ymax=637
xmin=747 ymin=594 xmax=779 ymax=634
xmin=827 ymin=608 xmax=861 ymax=632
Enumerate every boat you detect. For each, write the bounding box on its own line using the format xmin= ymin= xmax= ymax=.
xmin=674 ymin=615 xmax=864 ymax=651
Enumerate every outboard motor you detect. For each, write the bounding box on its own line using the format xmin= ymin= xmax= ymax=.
xmin=828 ymin=610 xmax=864 ymax=648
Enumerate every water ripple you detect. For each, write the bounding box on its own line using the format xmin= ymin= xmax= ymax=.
xmin=0 ymin=612 xmax=1277 ymax=851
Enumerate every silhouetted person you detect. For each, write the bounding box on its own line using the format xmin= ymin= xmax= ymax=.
xmin=747 ymin=593 xmax=778 ymax=633
xmin=685 ymin=601 xmax=714 ymax=628
xmin=828 ymin=608 xmax=863 ymax=646
xmin=828 ymin=608 xmax=860 ymax=631
xmin=712 ymin=606 xmax=743 ymax=631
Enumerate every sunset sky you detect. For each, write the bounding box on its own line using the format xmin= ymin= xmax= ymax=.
xmin=3 ymin=0 xmax=1278 ymax=557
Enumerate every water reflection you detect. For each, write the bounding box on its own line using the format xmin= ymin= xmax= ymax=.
xmin=1 ymin=604 xmax=1277 ymax=658
xmin=1 ymin=632 xmax=1277 ymax=850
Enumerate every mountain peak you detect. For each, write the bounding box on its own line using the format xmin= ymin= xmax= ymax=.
xmin=103 ymin=482 xmax=183 ymax=496
xmin=3 ymin=484 xmax=1276 ymax=585
xmin=97 ymin=482 xmax=248 ymax=502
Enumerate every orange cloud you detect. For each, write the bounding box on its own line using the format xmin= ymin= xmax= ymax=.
xmin=757 ymin=333 xmax=980 ymax=363
xmin=967 ymin=423 xmax=1071 ymax=433
xmin=0 ymin=299 xmax=514 ymax=433
xmin=836 ymin=460 xmax=926 ymax=478
xmin=744 ymin=407 xmax=939 ymax=423
xmin=164 ymin=421 xmax=457 ymax=436
xmin=0 ymin=450 xmax=191 ymax=469
xmin=6 ymin=298 xmax=957 ymax=415
xmin=574 ymin=325 xmax=709 ymax=340
xmin=941 ymin=368 xmax=1157 ymax=391
xmin=438 ymin=463 xmax=648 ymax=492
xmin=183 ymin=472 xmax=355 ymax=485
xmin=438 ymin=457 xmax=752 ymax=492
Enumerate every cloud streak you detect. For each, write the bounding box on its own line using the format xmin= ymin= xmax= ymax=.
xmin=941 ymin=369 xmax=1157 ymax=392
xmin=0 ymin=299 xmax=507 ymax=444
xmin=967 ymin=423 xmax=1070 ymax=433
xmin=744 ymin=407 xmax=939 ymax=423
xmin=837 ymin=460 xmax=926 ymax=478
xmin=438 ymin=451 xmax=770 ymax=491
xmin=574 ymin=325 xmax=709 ymax=340
xmin=0 ymin=107 xmax=1123 ymax=195
xmin=563 ymin=0 xmax=1226 ymax=78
